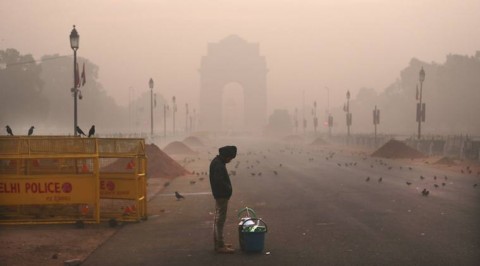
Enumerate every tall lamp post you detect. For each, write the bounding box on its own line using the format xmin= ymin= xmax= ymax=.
xmin=172 ymin=96 xmax=177 ymax=136
xmin=345 ymin=90 xmax=352 ymax=137
xmin=70 ymin=25 xmax=80 ymax=136
xmin=373 ymin=105 xmax=380 ymax=147
xmin=325 ymin=86 xmax=333 ymax=137
xmin=417 ymin=67 xmax=426 ymax=139
xmin=192 ymin=108 xmax=196 ymax=132
xmin=149 ymin=78 xmax=154 ymax=136
xmin=294 ymin=107 xmax=298 ymax=133
xmin=313 ymin=101 xmax=318 ymax=134
xmin=164 ymin=103 xmax=169 ymax=138
xmin=185 ymin=103 xmax=189 ymax=134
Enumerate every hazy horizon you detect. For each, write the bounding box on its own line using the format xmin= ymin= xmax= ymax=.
xmin=1 ymin=0 xmax=480 ymax=119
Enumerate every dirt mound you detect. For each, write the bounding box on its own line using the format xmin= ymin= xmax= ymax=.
xmin=101 ymin=144 xmax=189 ymax=179
xmin=282 ymin=135 xmax=304 ymax=142
xmin=146 ymin=144 xmax=190 ymax=178
xmin=371 ymin=139 xmax=425 ymax=159
xmin=311 ymin=137 xmax=328 ymax=146
xmin=163 ymin=141 xmax=197 ymax=155
xmin=435 ymin=157 xmax=456 ymax=166
xmin=183 ymin=136 xmax=204 ymax=147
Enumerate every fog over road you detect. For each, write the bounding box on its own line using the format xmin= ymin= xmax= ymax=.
xmin=84 ymin=137 xmax=480 ymax=266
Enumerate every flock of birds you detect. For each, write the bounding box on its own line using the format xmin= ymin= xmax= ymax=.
xmin=170 ymin=144 xmax=479 ymax=201
xmin=4 ymin=125 xmax=96 ymax=137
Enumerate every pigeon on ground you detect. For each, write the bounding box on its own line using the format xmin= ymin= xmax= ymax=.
xmin=406 ymin=181 xmax=412 ymax=186
xmin=365 ymin=177 xmax=370 ymax=182
xmin=190 ymin=180 xmax=196 ymax=185
xmin=434 ymin=184 xmax=439 ymax=188
xmin=5 ymin=125 xmax=13 ymax=136
xmin=28 ymin=126 xmax=34 ymax=136
xmin=421 ymin=189 xmax=430 ymax=196
xmin=76 ymin=126 xmax=86 ymax=136
xmin=88 ymin=125 xmax=95 ymax=137
xmin=273 ymin=170 xmax=278 ymax=176
xmin=378 ymin=177 xmax=383 ymax=183
xmin=175 ymin=191 xmax=185 ymax=200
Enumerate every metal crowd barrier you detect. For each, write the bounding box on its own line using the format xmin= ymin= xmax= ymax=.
xmin=98 ymin=138 xmax=147 ymax=223
xmin=0 ymin=136 xmax=100 ymax=225
xmin=0 ymin=136 xmax=148 ymax=225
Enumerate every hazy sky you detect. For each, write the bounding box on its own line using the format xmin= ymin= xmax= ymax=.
xmin=1 ymin=0 xmax=479 ymax=116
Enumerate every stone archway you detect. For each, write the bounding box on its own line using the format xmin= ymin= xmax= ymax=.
xmin=198 ymin=35 xmax=268 ymax=132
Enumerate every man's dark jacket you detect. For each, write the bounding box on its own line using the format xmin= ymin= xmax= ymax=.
xmin=209 ymin=155 xmax=232 ymax=199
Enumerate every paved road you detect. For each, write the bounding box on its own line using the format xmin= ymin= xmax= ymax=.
xmin=84 ymin=138 xmax=480 ymax=266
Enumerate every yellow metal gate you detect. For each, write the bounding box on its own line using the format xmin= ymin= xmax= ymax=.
xmin=0 ymin=136 xmax=100 ymax=224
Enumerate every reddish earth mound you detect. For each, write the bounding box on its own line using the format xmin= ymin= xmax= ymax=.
xmin=183 ymin=136 xmax=204 ymax=147
xmin=163 ymin=141 xmax=197 ymax=155
xmin=371 ymin=139 xmax=425 ymax=159
xmin=311 ymin=137 xmax=328 ymax=145
xmin=101 ymin=144 xmax=189 ymax=179
xmin=282 ymin=135 xmax=304 ymax=142
xmin=435 ymin=157 xmax=456 ymax=166
xmin=146 ymin=144 xmax=190 ymax=178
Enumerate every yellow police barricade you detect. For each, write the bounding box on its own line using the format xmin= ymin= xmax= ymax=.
xmin=0 ymin=136 xmax=100 ymax=225
xmin=97 ymin=138 xmax=147 ymax=223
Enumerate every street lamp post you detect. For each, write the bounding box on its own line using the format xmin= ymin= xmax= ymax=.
xmin=373 ymin=105 xmax=380 ymax=148
xmin=313 ymin=101 xmax=318 ymax=134
xmin=70 ymin=25 xmax=80 ymax=136
xmin=185 ymin=103 xmax=189 ymax=134
xmin=164 ymin=104 xmax=169 ymax=138
xmin=149 ymin=78 xmax=154 ymax=136
xmin=345 ymin=90 xmax=352 ymax=137
xmin=172 ymin=96 xmax=177 ymax=136
xmin=192 ymin=108 xmax=196 ymax=132
xmin=302 ymin=90 xmax=306 ymax=135
xmin=294 ymin=107 xmax=298 ymax=133
xmin=325 ymin=86 xmax=333 ymax=137
xmin=417 ymin=67 xmax=426 ymax=139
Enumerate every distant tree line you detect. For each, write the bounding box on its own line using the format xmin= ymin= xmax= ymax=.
xmin=330 ymin=51 xmax=480 ymax=136
xmin=0 ymin=48 xmax=169 ymax=135
xmin=2 ymin=48 xmax=479 ymax=136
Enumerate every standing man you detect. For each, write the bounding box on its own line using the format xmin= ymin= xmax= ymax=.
xmin=209 ymin=145 xmax=237 ymax=254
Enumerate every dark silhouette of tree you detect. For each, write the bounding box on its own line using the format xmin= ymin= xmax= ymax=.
xmin=0 ymin=49 xmax=49 ymax=127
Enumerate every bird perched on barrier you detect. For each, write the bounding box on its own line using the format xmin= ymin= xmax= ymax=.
xmin=28 ymin=126 xmax=34 ymax=136
xmin=76 ymin=126 xmax=86 ymax=136
xmin=175 ymin=191 xmax=185 ymax=200
xmin=88 ymin=125 xmax=95 ymax=138
xmin=6 ymin=125 xmax=13 ymax=136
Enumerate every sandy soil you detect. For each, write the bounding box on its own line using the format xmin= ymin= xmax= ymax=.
xmin=0 ymin=224 xmax=117 ymax=266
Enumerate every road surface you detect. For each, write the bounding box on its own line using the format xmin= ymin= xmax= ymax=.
xmin=84 ymin=137 xmax=480 ymax=266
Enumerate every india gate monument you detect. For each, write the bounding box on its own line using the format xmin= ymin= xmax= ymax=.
xmin=198 ymin=35 xmax=268 ymax=132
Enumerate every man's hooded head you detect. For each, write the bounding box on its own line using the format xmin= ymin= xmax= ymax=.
xmin=219 ymin=145 xmax=237 ymax=159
